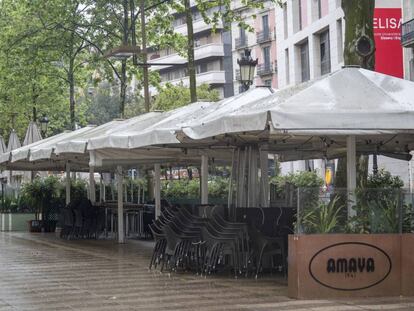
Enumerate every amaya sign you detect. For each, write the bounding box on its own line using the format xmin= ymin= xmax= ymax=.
xmin=309 ymin=242 xmax=392 ymax=291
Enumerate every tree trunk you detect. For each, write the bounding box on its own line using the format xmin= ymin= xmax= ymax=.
xmin=184 ymin=0 xmax=197 ymax=103
xmin=119 ymin=0 xmax=129 ymax=118
xmin=120 ymin=60 xmax=127 ymax=118
xmin=68 ymin=59 xmax=76 ymax=130
xmin=342 ymin=0 xmax=376 ymax=69
xmin=335 ymin=0 xmax=375 ymax=190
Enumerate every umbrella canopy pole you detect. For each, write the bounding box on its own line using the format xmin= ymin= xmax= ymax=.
xmin=260 ymin=149 xmax=269 ymax=208
xmin=89 ymin=167 xmax=96 ymax=204
xmin=116 ymin=165 xmax=125 ymax=243
xmin=347 ymin=136 xmax=357 ymax=218
xmin=228 ymin=149 xmax=235 ymax=220
xmin=201 ymin=154 xmax=208 ymax=205
xmin=65 ymin=162 xmax=71 ymax=206
xmin=99 ymin=173 xmax=104 ymax=203
xmin=154 ymin=164 xmax=161 ymax=219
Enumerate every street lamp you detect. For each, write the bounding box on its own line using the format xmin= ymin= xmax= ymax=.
xmin=237 ymin=48 xmax=258 ymax=92
xmin=39 ymin=114 xmax=49 ymax=138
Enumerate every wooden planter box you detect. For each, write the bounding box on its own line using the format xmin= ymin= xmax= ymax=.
xmin=288 ymin=234 xmax=414 ymax=299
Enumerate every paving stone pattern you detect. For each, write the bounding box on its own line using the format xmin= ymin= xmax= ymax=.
xmin=0 ymin=233 xmax=413 ymax=311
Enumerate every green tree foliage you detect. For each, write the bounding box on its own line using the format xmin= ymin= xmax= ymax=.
xmin=153 ymin=83 xmax=220 ymax=111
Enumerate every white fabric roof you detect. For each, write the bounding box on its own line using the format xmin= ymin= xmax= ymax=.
xmin=54 ymin=120 xmax=123 ymax=155
xmin=28 ymin=126 xmax=95 ymax=161
xmin=181 ymin=87 xmax=275 ymax=140
xmin=87 ymin=112 xmax=166 ymax=150
xmin=88 ymin=102 xmax=214 ymax=150
xmin=270 ymin=68 xmax=414 ymax=134
xmin=182 ymin=68 xmax=414 ymax=140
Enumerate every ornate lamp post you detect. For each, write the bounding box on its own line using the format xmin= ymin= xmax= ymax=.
xmin=39 ymin=114 xmax=49 ymax=138
xmin=237 ymin=48 xmax=258 ymax=92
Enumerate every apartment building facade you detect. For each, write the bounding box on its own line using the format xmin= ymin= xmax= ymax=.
xmin=231 ymin=0 xmax=278 ymax=94
xmin=148 ymin=6 xmax=234 ymax=98
xmin=275 ymin=0 xmax=344 ymax=89
xmin=402 ymin=0 xmax=414 ymax=81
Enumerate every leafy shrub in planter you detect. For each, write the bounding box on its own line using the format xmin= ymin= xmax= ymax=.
xmin=58 ymin=179 xmax=88 ymax=205
xmin=20 ymin=176 xmax=62 ymax=220
xmin=301 ymin=196 xmax=345 ymax=234
xmin=0 ymin=196 xmax=18 ymax=213
xmin=161 ymin=177 xmax=229 ymax=200
xmin=349 ymin=169 xmax=408 ymax=233
xmin=270 ymin=171 xmax=323 ymax=209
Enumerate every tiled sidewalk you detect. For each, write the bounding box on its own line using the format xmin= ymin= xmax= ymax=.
xmin=0 ymin=233 xmax=413 ymax=311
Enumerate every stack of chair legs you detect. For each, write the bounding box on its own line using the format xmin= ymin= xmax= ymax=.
xmin=149 ymin=206 xmax=249 ymax=278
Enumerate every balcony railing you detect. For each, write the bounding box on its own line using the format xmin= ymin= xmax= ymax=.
xmin=256 ymin=29 xmax=272 ymax=44
xmin=402 ymin=18 xmax=414 ymax=47
xmin=257 ymin=62 xmax=274 ymax=76
xmin=235 ymin=37 xmax=248 ymax=49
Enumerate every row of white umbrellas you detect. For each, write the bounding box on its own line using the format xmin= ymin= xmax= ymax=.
xmin=1 ymin=67 xmax=414 ymax=173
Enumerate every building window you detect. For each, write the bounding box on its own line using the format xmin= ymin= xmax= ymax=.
xmin=320 ymin=30 xmax=331 ymax=75
xmin=240 ymin=27 xmax=246 ymax=41
xmin=298 ymin=0 xmax=303 ymax=30
xmin=317 ymin=0 xmax=322 ymax=19
xmin=300 ymin=41 xmax=310 ymax=82
xmin=312 ymin=0 xmax=322 ymax=20
xmin=263 ymin=46 xmax=271 ymax=68
xmin=283 ymin=3 xmax=288 ymax=39
xmin=262 ymin=14 xmax=269 ymax=33
xmin=337 ymin=19 xmax=343 ymax=62
xmin=196 ymin=63 xmax=208 ymax=74
xmin=285 ymin=48 xmax=290 ymax=85
xmin=264 ymin=79 xmax=272 ymax=87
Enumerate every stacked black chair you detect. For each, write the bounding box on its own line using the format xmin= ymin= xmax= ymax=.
xmin=148 ymin=206 xmax=249 ymax=277
xmin=59 ymin=199 xmax=105 ymax=240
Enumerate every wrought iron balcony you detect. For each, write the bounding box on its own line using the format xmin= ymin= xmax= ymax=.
xmin=256 ymin=29 xmax=272 ymax=44
xmin=402 ymin=18 xmax=414 ymax=47
xmin=257 ymin=62 xmax=273 ymax=76
xmin=235 ymin=37 xmax=248 ymax=49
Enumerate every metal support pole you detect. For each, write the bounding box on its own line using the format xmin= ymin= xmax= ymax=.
xmin=117 ymin=165 xmax=125 ymax=243
xmin=154 ymin=164 xmax=161 ymax=219
xmin=99 ymin=173 xmax=104 ymax=203
xmin=201 ymin=155 xmax=208 ymax=205
xmin=89 ymin=166 xmax=96 ymax=204
xmin=260 ymin=149 xmax=269 ymax=208
xmin=66 ymin=162 xmax=71 ymax=206
xmin=347 ymin=136 xmax=357 ymax=218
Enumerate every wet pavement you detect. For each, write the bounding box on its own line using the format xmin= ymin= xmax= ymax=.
xmin=0 ymin=233 xmax=413 ymax=311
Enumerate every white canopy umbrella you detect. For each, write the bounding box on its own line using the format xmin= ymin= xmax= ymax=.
xmin=7 ymin=130 xmax=21 ymax=152
xmin=0 ymin=135 xmax=6 ymax=154
xmin=181 ymin=87 xmax=275 ymax=140
xmin=180 ymin=68 xmax=414 ymax=158
xmin=23 ymin=121 xmax=42 ymax=146
xmin=270 ymin=67 xmax=414 ymax=135
xmin=0 ymin=134 xmax=7 ymax=180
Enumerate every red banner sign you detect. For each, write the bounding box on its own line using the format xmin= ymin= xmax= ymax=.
xmin=373 ymin=8 xmax=403 ymax=78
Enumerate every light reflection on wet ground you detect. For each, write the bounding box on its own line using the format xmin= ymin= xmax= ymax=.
xmin=0 ymin=233 xmax=413 ymax=311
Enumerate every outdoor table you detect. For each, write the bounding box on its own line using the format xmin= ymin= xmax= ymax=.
xmin=94 ymin=202 xmax=154 ymax=239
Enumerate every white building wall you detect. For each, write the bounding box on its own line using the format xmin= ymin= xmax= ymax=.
xmin=276 ymin=0 xmax=344 ymax=89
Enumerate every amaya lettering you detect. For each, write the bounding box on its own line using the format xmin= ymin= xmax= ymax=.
xmin=327 ymin=258 xmax=375 ymax=273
